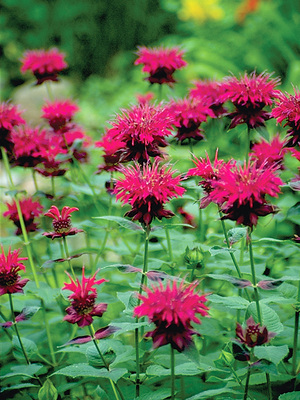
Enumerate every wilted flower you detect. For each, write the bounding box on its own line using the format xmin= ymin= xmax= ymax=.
xmin=43 ymin=205 xmax=83 ymax=240
xmin=236 ymin=316 xmax=276 ymax=348
xmin=134 ymin=46 xmax=187 ymax=86
xmin=134 ymin=280 xmax=209 ymax=352
xmin=222 ymin=72 xmax=280 ymax=129
xmin=0 ymin=102 xmax=25 ymax=154
xmin=105 ymin=103 xmax=174 ymax=164
xmin=20 ymin=48 xmax=67 ymax=85
xmin=168 ymin=98 xmax=214 ymax=143
xmin=114 ymin=160 xmax=185 ymax=227
xmin=0 ymin=247 xmax=29 ymax=295
xmin=62 ymin=266 xmax=108 ymax=327
xmin=186 ymin=150 xmax=235 ymax=208
xmin=3 ymin=198 xmax=43 ymax=235
xmin=177 ymin=206 xmax=196 ymax=228
xmin=272 ymin=89 xmax=300 ymax=147
xmin=42 ymin=100 xmax=79 ymax=131
xmin=210 ymin=161 xmax=283 ymax=228
xmin=189 ymin=80 xmax=227 ymax=117
xmin=250 ymin=135 xmax=289 ymax=169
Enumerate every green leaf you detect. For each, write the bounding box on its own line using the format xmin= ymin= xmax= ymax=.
xmin=38 ymin=379 xmax=58 ymax=400
xmin=113 ymin=322 xmax=149 ymax=336
xmin=94 ymin=216 xmax=143 ymax=231
xmin=136 ymin=388 xmax=172 ymax=400
xmin=146 ymin=362 xmax=201 ymax=376
xmin=254 ymin=345 xmax=289 ymax=365
xmin=12 ymin=336 xmax=38 ymax=360
xmin=209 ymin=294 xmax=250 ymax=309
xmin=207 ymin=274 xmax=252 ymax=288
xmin=25 ymin=281 xmax=60 ymax=304
xmin=279 ymin=392 xmax=300 ymax=400
xmin=52 ymin=363 xmax=127 ymax=382
xmin=94 ymin=385 xmax=109 ymax=400
xmin=209 ymin=246 xmax=236 ymax=256
xmin=0 ymin=364 xmax=43 ymax=379
xmin=0 ymin=236 xmax=22 ymax=245
xmin=117 ymin=291 xmax=138 ymax=313
xmin=0 ymin=383 xmax=38 ymax=393
xmin=185 ymin=386 xmax=240 ymax=400
xmin=227 ymin=227 xmax=247 ymax=245
xmin=246 ymin=303 xmax=283 ymax=334
xmin=286 ymin=203 xmax=300 ymax=225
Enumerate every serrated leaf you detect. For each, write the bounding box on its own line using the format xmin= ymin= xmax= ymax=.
xmin=279 ymin=392 xmax=300 ymax=400
xmin=0 ymin=364 xmax=43 ymax=379
xmin=254 ymin=345 xmax=289 ymax=365
xmin=185 ymin=386 xmax=240 ymax=400
xmin=246 ymin=302 xmax=283 ymax=334
xmin=136 ymin=388 xmax=172 ymax=400
xmin=227 ymin=227 xmax=247 ymax=245
xmin=52 ymin=363 xmax=127 ymax=382
xmin=38 ymin=379 xmax=58 ymax=400
xmin=12 ymin=336 xmax=38 ymax=360
xmin=146 ymin=363 xmax=200 ymax=376
xmin=94 ymin=216 xmax=143 ymax=231
xmin=209 ymin=294 xmax=250 ymax=309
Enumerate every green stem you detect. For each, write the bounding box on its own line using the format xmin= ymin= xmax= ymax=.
xmin=266 ymin=371 xmax=272 ymax=400
xmin=51 ymin=176 xmax=55 ymax=198
xmin=41 ymin=299 xmax=56 ymax=365
xmin=135 ymin=226 xmax=151 ymax=398
xmin=246 ymin=126 xmax=251 ymax=164
xmin=32 ymin=169 xmax=39 ymax=192
xmin=171 ymin=345 xmax=175 ymax=400
xmin=165 ymin=228 xmax=173 ymax=263
xmin=248 ymin=231 xmax=262 ymax=324
xmin=292 ymin=280 xmax=300 ymax=376
xmin=62 ymin=236 xmax=76 ymax=280
xmin=88 ymin=325 xmax=124 ymax=400
xmin=9 ymin=293 xmax=30 ymax=365
xmin=45 ymin=81 xmax=54 ymax=101
xmin=243 ymin=366 xmax=251 ymax=400
xmin=1 ymin=147 xmax=39 ymax=287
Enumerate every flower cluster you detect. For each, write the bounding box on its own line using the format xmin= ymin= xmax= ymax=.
xmin=42 ymin=100 xmax=79 ymax=132
xmin=114 ymin=161 xmax=185 ymax=227
xmin=3 ymin=198 xmax=43 ymax=235
xmin=0 ymin=102 xmax=25 ymax=154
xmin=43 ymin=205 xmax=83 ymax=240
xmin=221 ymin=72 xmax=281 ymax=129
xmin=62 ymin=267 xmax=108 ymax=327
xmin=250 ymin=135 xmax=288 ymax=169
xmin=135 ymin=46 xmax=187 ymax=86
xmin=0 ymin=247 xmax=29 ymax=296
xmin=21 ymin=48 xmax=67 ymax=85
xmin=189 ymin=80 xmax=227 ymax=117
xmin=134 ymin=280 xmax=209 ymax=352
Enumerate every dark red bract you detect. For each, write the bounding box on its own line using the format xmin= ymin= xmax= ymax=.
xmin=236 ymin=316 xmax=275 ymax=348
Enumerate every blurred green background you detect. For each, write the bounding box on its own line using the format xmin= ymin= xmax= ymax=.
xmin=1 ymin=0 xmax=300 ymax=132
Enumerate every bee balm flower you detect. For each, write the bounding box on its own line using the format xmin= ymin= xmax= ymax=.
xmin=134 ymin=280 xmax=209 ymax=352
xmin=236 ymin=316 xmax=276 ymax=348
xmin=43 ymin=205 xmax=83 ymax=240
xmin=0 ymin=247 xmax=29 ymax=296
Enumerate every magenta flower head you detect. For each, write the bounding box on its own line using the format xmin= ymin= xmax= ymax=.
xmin=0 ymin=247 xmax=29 ymax=296
xmin=95 ymin=129 xmax=127 ymax=173
xmin=43 ymin=205 xmax=83 ymax=240
xmin=210 ymin=161 xmax=283 ymax=228
xmin=0 ymin=102 xmax=25 ymax=153
xmin=62 ymin=266 xmax=108 ymax=327
xmin=42 ymin=100 xmax=79 ymax=131
xmin=134 ymin=280 xmax=209 ymax=352
xmin=271 ymin=89 xmax=300 ymax=147
xmin=21 ymin=48 xmax=67 ymax=85
xmin=250 ymin=135 xmax=288 ymax=169
xmin=236 ymin=316 xmax=276 ymax=348
xmin=114 ymin=160 xmax=186 ymax=227
xmin=106 ymin=103 xmax=174 ymax=164
xmin=168 ymin=97 xmax=214 ymax=143
xmin=221 ymin=72 xmax=281 ymax=129
xmin=186 ymin=150 xmax=235 ymax=209
xmin=189 ymin=80 xmax=227 ymax=118
xmin=3 ymin=198 xmax=43 ymax=236
xmin=134 ymin=46 xmax=187 ymax=86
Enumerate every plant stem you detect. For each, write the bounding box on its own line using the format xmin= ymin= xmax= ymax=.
xmin=243 ymin=366 xmax=251 ymax=400
xmin=135 ymin=226 xmax=151 ymax=398
xmin=266 ymin=371 xmax=272 ymax=400
xmin=292 ymin=280 xmax=300 ymax=376
xmin=51 ymin=176 xmax=56 ymax=198
xmin=248 ymin=230 xmax=262 ymax=324
xmin=1 ymin=146 xmax=39 ymax=287
xmin=32 ymin=169 xmax=39 ymax=192
xmin=41 ymin=299 xmax=56 ymax=365
xmin=8 ymin=293 xmax=30 ymax=365
xmin=62 ymin=236 xmax=76 ymax=280
xmin=88 ymin=325 xmax=124 ymax=400
xmin=171 ymin=345 xmax=175 ymax=400
xmin=45 ymin=81 xmax=54 ymax=101
xmin=165 ymin=228 xmax=173 ymax=263
xmin=246 ymin=126 xmax=251 ymax=164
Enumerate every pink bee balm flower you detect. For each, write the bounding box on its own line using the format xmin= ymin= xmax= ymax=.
xmin=43 ymin=205 xmax=83 ymax=240
xmin=95 ymin=129 xmax=127 ymax=173
xmin=210 ymin=161 xmax=283 ymax=228
xmin=134 ymin=280 xmax=209 ymax=352
xmin=221 ymin=72 xmax=281 ymax=129
xmin=136 ymin=92 xmax=155 ymax=105
xmin=186 ymin=150 xmax=235 ymax=208
xmin=236 ymin=316 xmax=276 ymax=348
xmin=134 ymin=46 xmax=187 ymax=86
xmin=189 ymin=80 xmax=227 ymax=117
xmin=0 ymin=247 xmax=29 ymax=296
xmin=168 ymin=97 xmax=214 ymax=143
xmin=3 ymin=198 xmax=43 ymax=236
xmin=62 ymin=266 xmax=108 ymax=327
xmin=114 ymin=160 xmax=186 ymax=227
xmin=42 ymin=100 xmax=79 ymax=131
xmin=0 ymin=102 xmax=25 ymax=153
xmin=106 ymin=103 xmax=174 ymax=164
xmin=20 ymin=48 xmax=67 ymax=85
xmin=271 ymin=89 xmax=300 ymax=147
xmin=250 ymin=134 xmax=289 ymax=169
